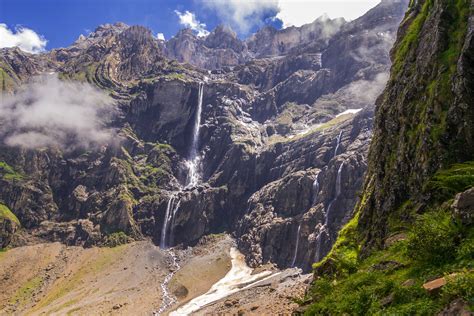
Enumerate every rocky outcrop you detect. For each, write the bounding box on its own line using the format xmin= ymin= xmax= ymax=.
xmin=357 ymin=0 xmax=474 ymax=251
xmin=452 ymin=187 xmax=474 ymax=225
xmin=236 ymin=110 xmax=372 ymax=271
xmin=246 ymin=15 xmax=345 ymax=58
xmin=0 ymin=217 xmax=19 ymax=249
xmin=165 ymin=28 xmax=247 ymax=70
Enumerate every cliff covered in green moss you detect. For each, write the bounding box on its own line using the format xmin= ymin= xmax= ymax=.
xmin=304 ymin=0 xmax=474 ymax=314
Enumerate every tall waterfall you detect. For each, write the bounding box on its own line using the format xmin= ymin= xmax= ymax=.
xmin=186 ymin=82 xmax=204 ymax=188
xmin=315 ymin=161 xmax=345 ymax=262
xmin=160 ymin=82 xmax=204 ymax=249
xmin=291 ymin=223 xmax=302 ymax=267
xmin=334 ymin=131 xmax=343 ymax=157
xmin=157 ymin=82 xmax=205 ymax=315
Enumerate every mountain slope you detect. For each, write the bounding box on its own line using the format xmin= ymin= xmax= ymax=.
xmin=0 ymin=0 xmax=407 ymax=284
xmin=303 ymin=0 xmax=474 ymax=314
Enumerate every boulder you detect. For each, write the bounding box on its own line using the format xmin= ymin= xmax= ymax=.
xmin=0 ymin=217 xmax=19 ymax=248
xmin=422 ymin=277 xmax=446 ymax=293
xmin=452 ymin=187 xmax=474 ymax=225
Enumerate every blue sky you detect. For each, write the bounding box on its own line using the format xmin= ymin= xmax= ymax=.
xmin=0 ymin=0 xmax=380 ymax=51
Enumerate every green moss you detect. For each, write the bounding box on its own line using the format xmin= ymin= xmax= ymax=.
xmin=9 ymin=276 xmax=44 ymax=306
xmin=0 ymin=203 xmax=20 ymax=225
xmin=0 ymin=161 xmax=23 ymax=181
xmin=165 ymin=72 xmax=187 ymax=81
xmin=313 ymin=213 xmax=360 ymax=277
xmin=442 ymin=272 xmax=474 ymax=307
xmin=407 ymin=209 xmax=460 ymax=266
xmin=0 ymin=68 xmax=17 ymax=93
xmin=267 ymin=113 xmax=353 ymax=145
xmin=425 ymin=161 xmax=474 ymax=203
xmin=60 ymin=63 xmax=99 ymax=83
xmin=393 ymin=0 xmax=432 ymax=76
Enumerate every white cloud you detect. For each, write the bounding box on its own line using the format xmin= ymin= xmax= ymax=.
xmin=157 ymin=32 xmax=165 ymax=41
xmin=199 ymin=0 xmax=381 ymax=33
xmin=202 ymin=0 xmax=278 ymax=34
xmin=276 ymin=0 xmax=381 ymax=27
xmin=0 ymin=23 xmax=47 ymax=54
xmin=175 ymin=10 xmax=210 ymax=37
xmin=0 ymin=75 xmax=117 ymax=150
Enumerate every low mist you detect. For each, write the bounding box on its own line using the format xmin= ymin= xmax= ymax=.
xmin=0 ymin=75 xmax=117 ymax=150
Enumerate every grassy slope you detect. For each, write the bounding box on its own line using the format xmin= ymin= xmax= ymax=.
xmin=305 ymin=163 xmax=474 ymax=314
xmin=0 ymin=203 xmax=20 ymax=226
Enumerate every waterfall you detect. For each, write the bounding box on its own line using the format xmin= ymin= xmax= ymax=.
xmin=334 ymin=131 xmax=343 ymax=157
xmin=161 ymin=82 xmax=204 ymax=248
xmin=312 ymin=173 xmax=320 ymax=204
xmin=186 ymin=82 xmax=204 ymax=188
xmin=291 ymin=223 xmax=302 ymax=267
xmin=335 ymin=161 xmax=344 ymax=197
xmin=157 ymin=82 xmax=206 ymax=315
xmin=169 ymin=199 xmax=182 ymax=246
xmin=315 ymin=161 xmax=345 ymax=262
xmin=314 ymin=225 xmax=327 ymax=263
xmin=160 ymin=195 xmax=181 ymax=249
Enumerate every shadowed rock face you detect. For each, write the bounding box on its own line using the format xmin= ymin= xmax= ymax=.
xmin=357 ymin=0 xmax=474 ymax=251
xmin=0 ymin=0 xmax=408 ymax=271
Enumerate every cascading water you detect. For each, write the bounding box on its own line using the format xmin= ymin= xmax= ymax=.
xmin=334 ymin=131 xmax=343 ymax=157
xmin=157 ymin=82 xmax=205 ymax=315
xmin=315 ymin=161 xmax=345 ymax=262
xmin=156 ymin=250 xmax=180 ymax=315
xmin=160 ymin=195 xmax=181 ymax=249
xmin=160 ymin=196 xmax=175 ymax=249
xmin=291 ymin=223 xmax=302 ymax=267
xmin=160 ymin=82 xmax=204 ymax=249
xmin=185 ymin=82 xmax=204 ymax=188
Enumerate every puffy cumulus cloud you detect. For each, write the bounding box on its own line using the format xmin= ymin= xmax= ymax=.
xmin=0 ymin=23 xmax=47 ymax=54
xmin=175 ymin=10 xmax=210 ymax=37
xmin=202 ymin=0 xmax=278 ymax=34
xmin=276 ymin=0 xmax=380 ymax=27
xmin=0 ymin=75 xmax=117 ymax=150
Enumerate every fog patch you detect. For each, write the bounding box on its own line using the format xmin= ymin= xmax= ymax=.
xmin=0 ymin=75 xmax=117 ymax=150
xmin=345 ymin=72 xmax=389 ymax=106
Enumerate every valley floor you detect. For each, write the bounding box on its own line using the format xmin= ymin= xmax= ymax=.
xmin=0 ymin=234 xmax=308 ymax=315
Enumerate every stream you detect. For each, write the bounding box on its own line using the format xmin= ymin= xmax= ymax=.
xmin=170 ymin=247 xmax=276 ymax=315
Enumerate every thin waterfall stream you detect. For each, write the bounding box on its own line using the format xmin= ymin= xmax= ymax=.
xmin=334 ymin=131 xmax=343 ymax=157
xmin=315 ymin=161 xmax=344 ymax=262
xmin=291 ymin=223 xmax=302 ymax=267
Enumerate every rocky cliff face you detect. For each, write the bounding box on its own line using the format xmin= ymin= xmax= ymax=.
xmin=358 ymin=0 xmax=474 ymax=251
xmin=0 ymin=0 xmax=408 ymax=272
xmin=303 ymin=0 xmax=473 ymax=313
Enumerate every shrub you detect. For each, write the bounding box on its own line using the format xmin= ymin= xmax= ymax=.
xmin=407 ymin=210 xmax=459 ymax=266
xmin=442 ymin=272 xmax=474 ymax=305
xmin=103 ymin=231 xmax=132 ymax=247
xmin=456 ymin=229 xmax=474 ymax=264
